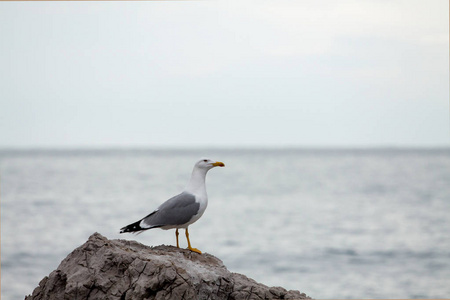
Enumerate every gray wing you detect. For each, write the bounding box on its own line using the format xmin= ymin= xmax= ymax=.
xmin=141 ymin=192 xmax=199 ymax=228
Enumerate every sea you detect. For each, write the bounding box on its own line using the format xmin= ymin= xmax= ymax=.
xmin=1 ymin=148 xmax=450 ymax=299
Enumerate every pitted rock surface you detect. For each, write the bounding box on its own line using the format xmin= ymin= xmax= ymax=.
xmin=25 ymin=233 xmax=310 ymax=300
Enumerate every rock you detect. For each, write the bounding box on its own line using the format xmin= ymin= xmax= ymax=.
xmin=25 ymin=233 xmax=311 ymax=300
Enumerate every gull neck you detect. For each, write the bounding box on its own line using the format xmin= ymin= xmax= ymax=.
xmin=184 ymin=167 xmax=209 ymax=195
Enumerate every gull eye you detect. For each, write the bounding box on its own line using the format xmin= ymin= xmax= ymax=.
xmin=203 ymin=159 xmax=208 ymax=162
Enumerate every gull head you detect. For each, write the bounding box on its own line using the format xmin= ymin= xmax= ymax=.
xmin=195 ymin=158 xmax=225 ymax=170
xmin=186 ymin=158 xmax=225 ymax=194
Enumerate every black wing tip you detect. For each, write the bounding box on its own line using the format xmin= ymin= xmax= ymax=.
xmin=119 ymin=221 xmax=144 ymax=234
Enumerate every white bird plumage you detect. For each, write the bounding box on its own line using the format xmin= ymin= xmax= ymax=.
xmin=120 ymin=158 xmax=225 ymax=254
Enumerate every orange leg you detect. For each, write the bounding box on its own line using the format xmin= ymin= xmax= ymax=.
xmin=175 ymin=229 xmax=180 ymax=248
xmin=185 ymin=228 xmax=201 ymax=254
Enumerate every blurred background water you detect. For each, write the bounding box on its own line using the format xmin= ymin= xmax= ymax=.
xmin=1 ymin=148 xmax=450 ymax=299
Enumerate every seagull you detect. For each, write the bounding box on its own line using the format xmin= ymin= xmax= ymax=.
xmin=120 ymin=158 xmax=225 ymax=254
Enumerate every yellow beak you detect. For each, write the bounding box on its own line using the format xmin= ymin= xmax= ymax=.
xmin=212 ymin=161 xmax=225 ymax=167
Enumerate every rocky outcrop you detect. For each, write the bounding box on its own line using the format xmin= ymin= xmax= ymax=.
xmin=25 ymin=233 xmax=310 ymax=300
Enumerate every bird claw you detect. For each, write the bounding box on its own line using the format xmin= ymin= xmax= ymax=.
xmin=187 ymin=247 xmax=202 ymax=254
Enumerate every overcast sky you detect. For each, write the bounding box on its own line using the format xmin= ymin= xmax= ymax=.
xmin=0 ymin=0 xmax=448 ymax=148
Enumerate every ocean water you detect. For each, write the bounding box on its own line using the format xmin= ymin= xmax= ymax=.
xmin=1 ymin=148 xmax=450 ymax=299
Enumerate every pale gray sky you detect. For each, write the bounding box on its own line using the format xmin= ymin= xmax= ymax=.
xmin=1 ymin=0 xmax=449 ymax=148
